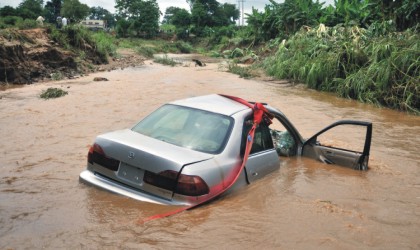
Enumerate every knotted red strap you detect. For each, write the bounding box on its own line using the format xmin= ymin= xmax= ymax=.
xmin=139 ymin=95 xmax=273 ymax=223
xmin=219 ymin=94 xmax=273 ymax=125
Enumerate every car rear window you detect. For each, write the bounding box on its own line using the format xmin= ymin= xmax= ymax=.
xmin=132 ymin=104 xmax=233 ymax=154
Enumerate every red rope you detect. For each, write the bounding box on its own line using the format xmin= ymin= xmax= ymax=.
xmin=139 ymin=95 xmax=272 ymax=224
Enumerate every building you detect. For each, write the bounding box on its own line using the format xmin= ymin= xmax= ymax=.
xmin=80 ymin=20 xmax=106 ymax=31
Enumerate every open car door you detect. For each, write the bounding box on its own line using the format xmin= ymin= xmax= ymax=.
xmin=302 ymin=120 xmax=372 ymax=170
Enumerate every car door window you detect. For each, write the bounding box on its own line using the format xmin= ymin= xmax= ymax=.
xmin=241 ymin=118 xmax=274 ymax=155
xmin=269 ymin=118 xmax=297 ymax=157
xmin=241 ymin=118 xmax=280 ymax=183
xmin=302 ymin=121 xmax=372 ymax=170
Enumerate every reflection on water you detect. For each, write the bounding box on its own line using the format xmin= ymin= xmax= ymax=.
xmin=0 ymin=84 xmax=26 ymax=92
xmin=0 ymin=59 xmax=419 ymax=249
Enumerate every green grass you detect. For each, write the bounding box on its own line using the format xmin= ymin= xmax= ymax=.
xmin=116 ymin=38 xmax=193 ymax=54
xmin=50 ymin=72 xmax=64 ymax=81
xmin=261 ymin=24 xmax=420 ymax=114
xmin=92 ymin=31 xmax=117 ymax=57
xmin=48 ymin=25 xmax=109 ymax=63
xmin=135 ymin=46 xmax=156 ymax=58
xmin=153 ymin=55 xmax=179 ymax=66
xmin=227 ymin=63 xmax=255 ymax=79
xmin=40 ymin=87 xmax=68 ymax=99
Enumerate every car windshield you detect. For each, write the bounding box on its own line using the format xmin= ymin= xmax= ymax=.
xmin=132 ymin=104 xmax=233 ymax=154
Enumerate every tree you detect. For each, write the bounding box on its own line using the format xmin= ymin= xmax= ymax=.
xmin=190 ymin=0 xmax=219 ymax=28
xmin=89 ymin=6 xmax=115 ymax=27
xmin=218 ymin=3 xmax=239 ymax=25
xmin=162 ymin=7 xmax=192 ymax=38
xmin=61 ymin=0 xmax=89 ymax=23
xmin=395 ymin=0 xmax=420 ymax=30
xmin=333 ymin=0 xmax=367 ymax=26
xmin=246 ymin=0 xmax=324 ymax=41
xmin=275 ymin=0 xmax=324 ymax=35
xmin=189 ymin=0 xmax=239 ymax=36
xmin=186 ymin=0 xmax=195 ymax=10
xmin=17 ymin=0 xmax=44 ymax=19
xmin=44 ymin=0 xmax=62 ymax=23
xmin=362 ymin=0 xmax=420 ymax=31
xmin=0 ymin=6 xmax=18 ymax=17
xmin=115 ymin=0 xmax=160 ymax=38
xmin=163 ymin=7 xmax=191 ymax=27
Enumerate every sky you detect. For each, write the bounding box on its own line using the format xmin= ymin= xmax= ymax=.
xmin=0 ymin=0 xmax=335 ymax=17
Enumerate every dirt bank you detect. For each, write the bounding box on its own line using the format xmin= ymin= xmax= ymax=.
xmin=0 ymin=28 xmax=145 ymax=85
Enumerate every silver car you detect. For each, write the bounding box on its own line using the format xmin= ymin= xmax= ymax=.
xmin=80 ymin=94 xmax=372 ymax=206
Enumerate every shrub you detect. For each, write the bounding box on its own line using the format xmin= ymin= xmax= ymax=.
xmin=262 ymin=24 xmax=420 ymax=113
xmin=48 ymin=26 xmax=108 ymax=63
xmin=153 ymin=55 xmax=179 ymax=66
xmin=174 ymin=41 xmax=193 ymax=53
xmin=50 ymin=72 xmax=64 ymax=81
xmin=40 ymin=87 xmax=68 ymax=99
xmin=17 ymin=19 xmax=37 ymax=30
xmin=135 ymin=46 xmax=155 ymax=58
xmin=227 ymin=63 xmax=254 ymax=79
xmin=92 ymin=31 xmax=117 ymax=57
xmin=1 ymin=16 xmax=23 ymax=26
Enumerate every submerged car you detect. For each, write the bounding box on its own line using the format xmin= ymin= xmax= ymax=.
xmin=80 ymin=94 xmax=372 ymax=206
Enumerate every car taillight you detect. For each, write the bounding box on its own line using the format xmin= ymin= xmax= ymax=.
xmin=144 ymin=170 xmax=209 ymax=196
xmin=143 ymin=170 xmax=177 ymax=190
xmin=87 ymin=143 xmax=120 ymax=171
xmin=176 ymin=173 xmax=210 ymax=196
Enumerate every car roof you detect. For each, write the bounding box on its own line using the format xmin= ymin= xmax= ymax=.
xmin=169 ymin=94 xmax=250 ymax=116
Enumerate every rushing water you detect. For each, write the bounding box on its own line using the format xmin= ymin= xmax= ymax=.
xmin=1 ymin=59 xmax=419 ymax=249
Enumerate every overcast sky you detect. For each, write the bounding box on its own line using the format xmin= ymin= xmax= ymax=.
xmin=1 ymin=0 xmax=335 ymax=17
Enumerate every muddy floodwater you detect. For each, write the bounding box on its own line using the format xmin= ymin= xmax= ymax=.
xmin=1 ymin=57 xmax=419 ymax=249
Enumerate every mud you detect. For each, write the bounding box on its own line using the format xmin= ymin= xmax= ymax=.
xmin=0 ymin=57 xmax=419 ymax=249
xmin=0 ymin=28 xmax=145 ymax=85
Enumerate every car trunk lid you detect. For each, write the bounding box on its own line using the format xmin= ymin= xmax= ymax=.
xmin=92 ymin=129 xmax=213 ymax=200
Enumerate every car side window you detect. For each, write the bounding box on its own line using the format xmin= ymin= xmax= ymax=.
xmin=269 ymin=118 xmax=297 ymax=157
xmin=241 ymin=118 xmax=274 ymax=155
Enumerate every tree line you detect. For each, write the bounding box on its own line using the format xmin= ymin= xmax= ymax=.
xmin=246 ymin=0 xmax=419 ymax=42
xmin=0 ymin=0 xmax=115 ymax=29
xmin=1 ymin=0 xmax=418 ymax=39
xmin=0 ymin=0 xmax=238 ymax=38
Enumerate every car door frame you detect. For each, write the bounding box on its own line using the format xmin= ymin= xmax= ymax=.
xmin=301 ymin=120 xmax=372 ymax=170
xmin=241 ymin=115 xmax=280 ymax=183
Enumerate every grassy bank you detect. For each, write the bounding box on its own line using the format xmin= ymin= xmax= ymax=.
xmin=116 ymin=38 xmax=193 ymax=58
xmin=3 ymin=22 xmax=417 ymax=114
xmin=261 ymin=25 xmax=419 ymax=114
xmin=48 ymin=25 xmax=116 ymax=64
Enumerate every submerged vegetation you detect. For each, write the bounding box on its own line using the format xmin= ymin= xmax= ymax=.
xmin=40 ymin=87 xmax=68 ymax=99
xmin=153 ymin=55 xmax=179 ymax=66
xmin=227 ymin=63 xmax=255 ymax=79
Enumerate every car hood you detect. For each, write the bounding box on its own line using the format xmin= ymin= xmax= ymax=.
xmin=95 ymin=129 xmax=214 ymax=173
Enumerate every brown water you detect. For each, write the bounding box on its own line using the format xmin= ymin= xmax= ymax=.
xmin=1 ymin=59 xmax=419 ymax=249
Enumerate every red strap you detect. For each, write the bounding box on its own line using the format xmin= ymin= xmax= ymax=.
xmin=219 ymin=94 xmax=273 ymax=125
xmin=139 ymin=95 xmax=272 ymax=223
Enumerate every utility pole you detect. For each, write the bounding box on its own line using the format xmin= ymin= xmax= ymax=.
xmin=237 ymin=0 xmax=240 ymax=26
xmin=242 ymin=0 xmax=245 ymax=26
xmin=237 ymin=0 xmax=245 ymax=26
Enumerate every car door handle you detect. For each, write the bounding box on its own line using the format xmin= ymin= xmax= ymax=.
xmin=325 ymin=151 xmax=334 ymax=156
xmin=324 ymin=158 xmax=333 ymax=164
xmin=320 ymin=155 xmax=333 ymax=164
